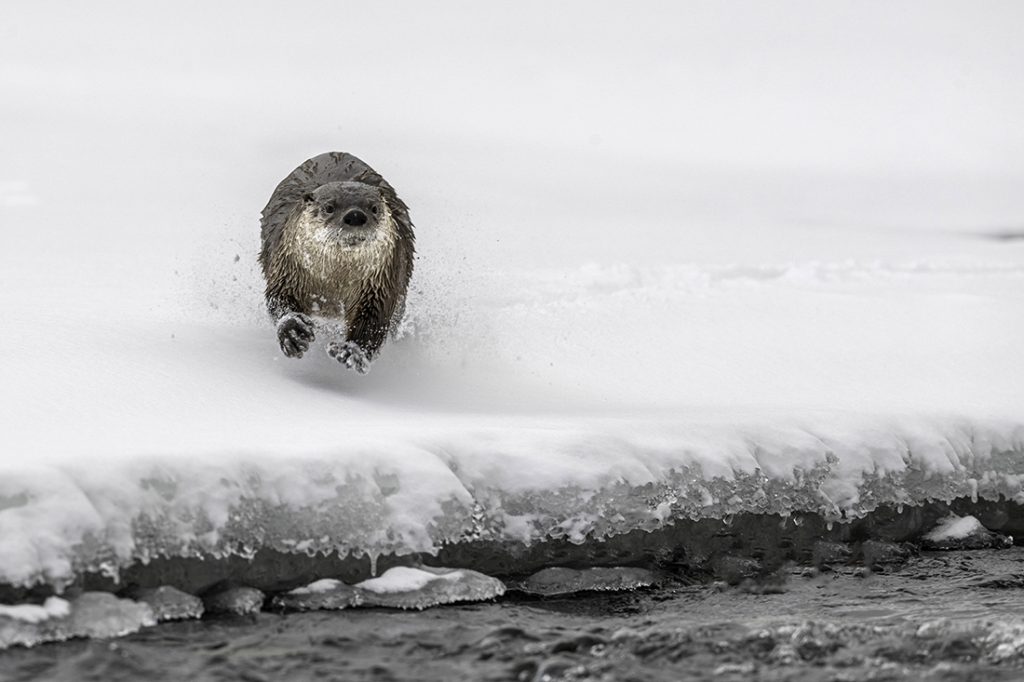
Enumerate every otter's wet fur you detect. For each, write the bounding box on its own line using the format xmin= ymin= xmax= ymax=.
xmin=259 ymin=152 xmax=415 ymax=373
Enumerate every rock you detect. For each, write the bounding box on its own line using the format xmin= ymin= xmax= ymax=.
xmin=271 ymin=579 xmax=362 ymax=611
xmin=711 ymin=556 xmax=761 ymax=586
xmin=517 ymin=566 xmax=661 ymax=596
xmin=130 ymin=586 xmax=204 ymax=622
xmin=354 ymin=566 xmax=505 ymax=610
xmin=812 ymin=541 xmax=852 ymax=569
xmin=861 ymin=540 xmax=913 ymax=569
xmin=921 ymin=514 xmax=1013 ymax=551
xmin=202 ymin=586 xmax=264 ymax=616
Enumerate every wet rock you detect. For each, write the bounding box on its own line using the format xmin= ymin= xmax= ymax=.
xmin=129 ymin=586 xmax=204 ymax=622
xmin=711 ymin=556 xmax=761 ymax=586
xmin=355 ymin=566 xmax=505 ymax=610
xmin=861 ymin=540 xmax=913 ymax=569
xmin=921 ymin=514 xmax=1012 ymax=551
xmin=202 ymin=586 xmax=264 ymax=615
xmin=517 ymin=566 xmax=660 ymax=596
xmin=271 ymin=579 xmax=361 ymax=611
xmin=812 ymin=541 xmax=852 ymax=569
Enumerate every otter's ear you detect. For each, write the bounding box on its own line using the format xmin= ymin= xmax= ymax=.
xmin=302 ymin=193 xmax=315 ymax=204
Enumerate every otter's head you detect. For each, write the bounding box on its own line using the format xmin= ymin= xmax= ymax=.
xmin=302 ymin=181 xmax=388 ymax=248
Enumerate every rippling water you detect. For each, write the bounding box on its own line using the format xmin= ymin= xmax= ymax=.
xmin=4 ymin=549 xmax=1024 ymax=681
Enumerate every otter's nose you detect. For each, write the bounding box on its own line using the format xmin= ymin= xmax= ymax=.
xmin=342 ymin=209 xmax=368 ymax=227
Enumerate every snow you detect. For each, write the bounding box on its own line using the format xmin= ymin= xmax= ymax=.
xmin=924 ymin=515 xmax=987 ymax=543
xmin=290 ymin=579 xmax=347 ymax=595
xmin=1 ymin=2 xmax=1024 ymax=592
xmin=353 ymin=567 xmax=506 ymax=609
xmin=356 ymin=567 xmax=463 ymax=595
xmin=0 ymin=597 xmax=70 ymax=625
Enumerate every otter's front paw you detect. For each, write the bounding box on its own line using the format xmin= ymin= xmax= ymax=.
xmin=327 ymin=341 xmax=371 ymax=374
xmin=276 ymin=312 xmax=315 ymax=358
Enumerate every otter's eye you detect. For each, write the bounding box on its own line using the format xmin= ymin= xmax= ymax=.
xmin=323 ymin=205 xmax=335 ymax=214
xmin=371 ymin=206 xmax=379 ymax=215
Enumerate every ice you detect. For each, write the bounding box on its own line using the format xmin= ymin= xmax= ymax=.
xmin=355 ymin=567 xmax=506 ymax=610
xmin=0 ymin=597 xmax=70 ymax=626
xmin=517 ymin=567 xmax=660 ymax=596
xmin=1 ymin=1 xmax=1023 ymax=607
xmin=66 ymin=593 xmax=156 ymax=639
xmin=271 ymin=567 xmax=506 ymax=611
xmin=0 ymin=593 xmax=153 ymax=648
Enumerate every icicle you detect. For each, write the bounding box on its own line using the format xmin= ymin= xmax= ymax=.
xmin=368 ymin=551 xmax=379 ymax=577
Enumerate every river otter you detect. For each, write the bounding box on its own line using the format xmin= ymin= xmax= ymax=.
xmin=259 ymin=152 xmax=415 ymax=373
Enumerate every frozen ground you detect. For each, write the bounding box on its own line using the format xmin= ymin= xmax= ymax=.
xmin=1 ymin=1 xmax=1024 ymax=593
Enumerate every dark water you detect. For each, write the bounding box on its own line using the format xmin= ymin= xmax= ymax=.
xmin=4 ymin=549 xmax=1024 ymax=682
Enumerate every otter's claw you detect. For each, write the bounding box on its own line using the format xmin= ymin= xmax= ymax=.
xmin=277 ymin=312 xmax=315 ymax=358
xmin=327 ymin=341 xmax=371 ymax=374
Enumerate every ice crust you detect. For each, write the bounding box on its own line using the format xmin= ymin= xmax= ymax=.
xmin=1 ymin=418 xmax=1023 ymax=591
xmin=0 ymin=417 xmax=1019 ymax=585
xmin=0 ymin=593 xmax=154 ymax=649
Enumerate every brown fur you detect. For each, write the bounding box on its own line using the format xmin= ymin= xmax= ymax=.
xmin=259 ymin=152 xmax=415 ymax=366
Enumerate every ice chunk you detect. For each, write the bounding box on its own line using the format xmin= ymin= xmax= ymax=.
xmin=1 ymin=593 xmax=154 ymax=649
xmin=67 ymin=592 xmax=156 ymax=639
xmin=517 ymin=567 xmax=660 ymax=596
xmin=202 ymin=586 xmax=264 ymax=615
xmin=354 ymin=566 xmax=505 ymax=610
xmin=271 ymin=579 xmax=361 ymax=611
xmin=0 ymin=596 xmax=70 ymax=625
xmin=131 ymin=586 xmax=204 ymax=622
xmin=0 ymin=597 xmax=71 ymax=648
xmin=922 ymin=514 xmax=1012 ymax=550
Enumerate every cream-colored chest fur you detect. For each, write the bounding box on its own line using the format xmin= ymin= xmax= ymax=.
xmin=279 ymin=204 xmax=398 ymax=317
